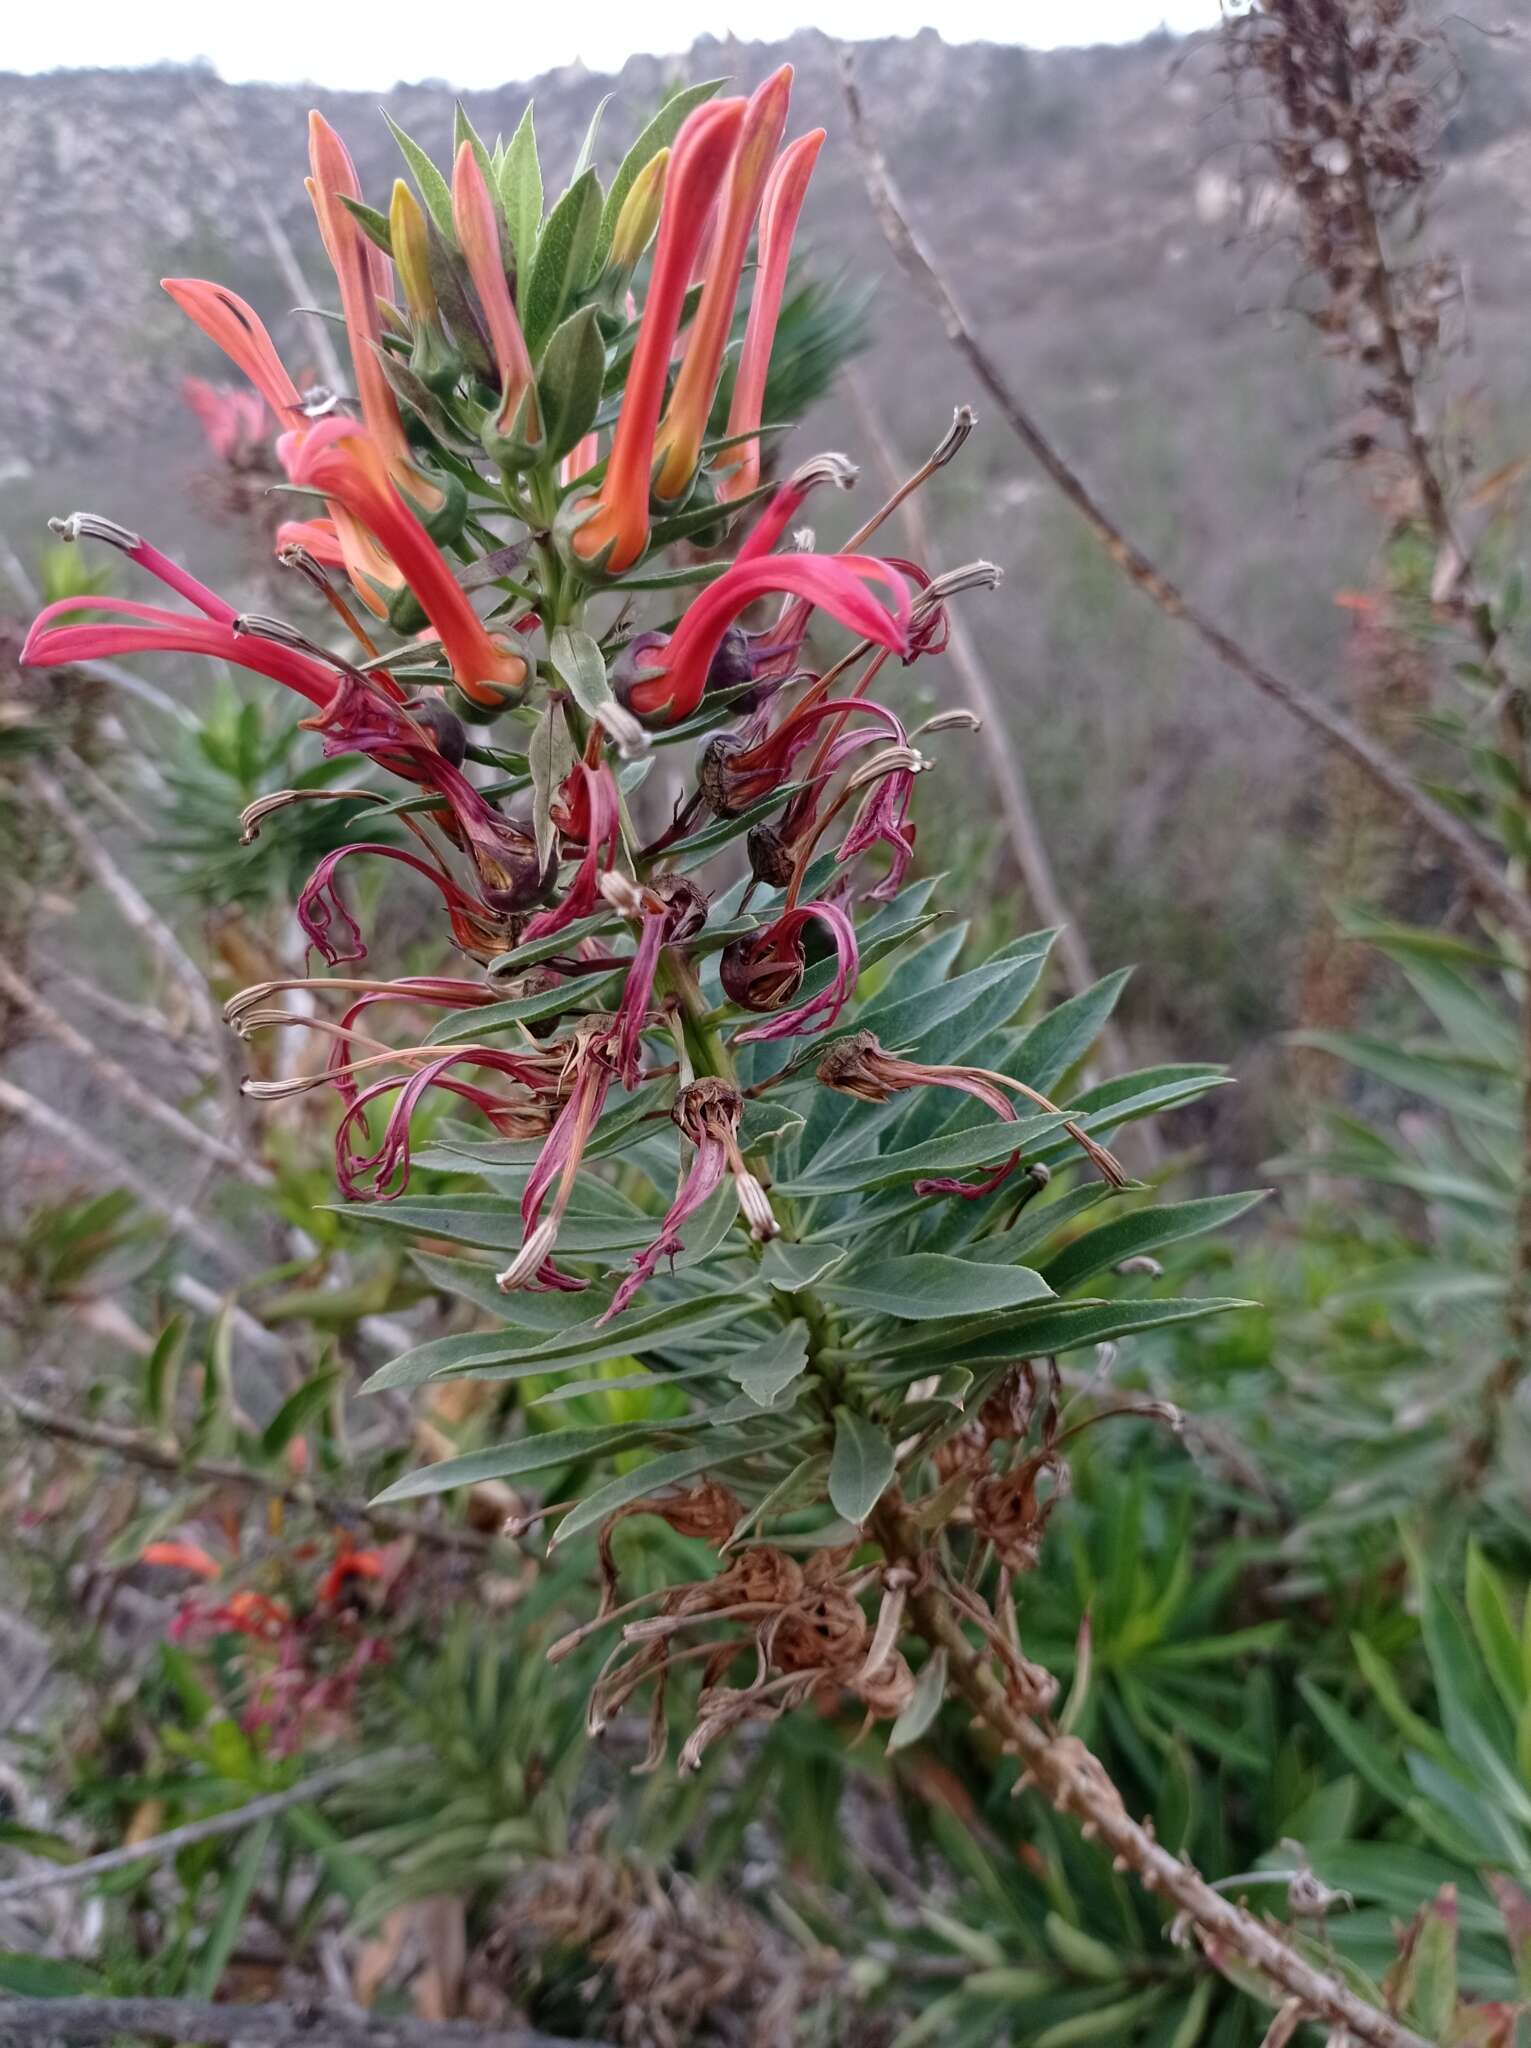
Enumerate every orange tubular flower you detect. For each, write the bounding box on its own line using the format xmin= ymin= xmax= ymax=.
xmin=716 ymin=128 xmax=825 ymax=504
xmin=569 ymin=97 xmax=746 ymax=575
xmin=291 ymin=417 xmax=527 ymax=708
xmin=652 ymin=66 xmax=793 ymax=504
xmin=307 ymin=111 xmax=445 ymax=517
xmin=451 ymin=142 xmax=539 ymax=448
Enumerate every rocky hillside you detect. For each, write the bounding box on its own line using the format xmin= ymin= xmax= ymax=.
xmin=4 ymin=25 xmax=1531 ymax=1122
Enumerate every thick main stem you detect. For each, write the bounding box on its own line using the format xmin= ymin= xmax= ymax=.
xmin=869 ymin=1498 xmax=1429 ymax=2048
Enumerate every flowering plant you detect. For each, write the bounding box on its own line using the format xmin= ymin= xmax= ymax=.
xmin=21 ymin=77 xmax=1253 ymax=1767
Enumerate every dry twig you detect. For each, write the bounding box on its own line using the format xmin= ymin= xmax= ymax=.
xmin=0 ymin=1997 xmax=590 ymax=2047
xmin=1 ymin=1386 xmax=496 ymax=1558
xmin=838 ymin=47 xmax=1530 ymax=940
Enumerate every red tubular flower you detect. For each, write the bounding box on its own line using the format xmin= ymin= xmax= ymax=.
xmin=717 ymin=128 xmax=825 ymax=504
xmin=627 ymin=554 xmax=912 ymax=723
xmin=306 ymin=112 xmax=445 ymax=517
xmin=721 ymin=902 xmax=860 ymax=1041
xmin=498 ymin=1029 xmax=620 ymax=1292
xmin=289 ymin=418 xmax=528 ymax=709
xmin=162 ymin=279 xmax=305 ymax=426
xmin=335 ymin=1045 xmax=555 ymax=1200
xmin=296 ymin=842 xmax=497 ymax=965
xmin=601 ymin=1079 xmax=776 ymax=1321
xmin=569 ymin=98 xmax=746 ymax=574
xmin=652 ymin=67 xmax=793 ymax=502
xmin=275 ymin=517 xmax=347 ymax=567
xmin=519 ymin=761 xmax=623 ymax=943
xmin=451 ymin=142 xmax=539 ymax=447
xmin=25 ymin=595 xmax=337 ymax=710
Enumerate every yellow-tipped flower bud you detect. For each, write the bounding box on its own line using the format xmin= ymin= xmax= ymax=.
xmin=609 ymin=147 xmax=670 ymax=272
xmin=389 ymin=179 xmax=438 ymax=325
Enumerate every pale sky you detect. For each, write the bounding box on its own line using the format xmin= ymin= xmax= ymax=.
xmin=6 ymin=0 xmax=1221 ymax=89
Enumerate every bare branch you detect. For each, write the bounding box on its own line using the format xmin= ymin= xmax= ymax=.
xmin=838 ymin=47 xmax=1531 ymax=939
xmin=0 ymin=1075 xmax=246 ymax=1274
xmin=0 ymin=1751 xmax=416 ymax=1905
xmin=0 ymin=1385 xmax=497 ymax=1558
xmin=0 ymin=957 xmax=264 ymax=1182
xmin=0 ymin=1998 xmax=592 ymax=2048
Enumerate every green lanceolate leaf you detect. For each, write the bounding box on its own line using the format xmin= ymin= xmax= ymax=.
xmin=571 ymin=93 xmax=613 ymax=182
xmin=887 ymin=1648 xmax=947 ymax=1752
xmin=728 ymin=1321 xmax=811 ymax=1405
xmin=537 ymin=306 xmax=605 ymax=463
xmin=385 ymin=113 xmax=455 ymax=241
xmin=522 ymin=168 xmax=601 ymax=355
xmin=1011 ymin=969 xmax=1131 ymax=1093
xmin=760 ymin=1240 xmax=848 ymax=1292
xmin=822 ymin=1253 xmax=1054 ymax=1323
xmin=548 ymin=623 xmax=616 ymax=725
xmin=593 ymin=79 xmax=724 ymax=275
xmin=911 ymin=1296 xmax=1255 ymax=1370
xmin=498 ymin=103 xmax=542 ymax=277
xmin=529 ymin=697 xmax=574 ymax=870
xmin=828 ymin=1407 xmax=896 ymax=1525
xmin=337 ymin=195 xmax=393 ymax=256
xmin=258 ymin=1368 xmax=341 ymax=1460
xmin=361 ymin=1294 xmax=748 ymax=1392
xmin=373 ymin=1419 xmax=684 ymax=1502
xmin=1041 ymin=1191 xmax=1269 ymax=1293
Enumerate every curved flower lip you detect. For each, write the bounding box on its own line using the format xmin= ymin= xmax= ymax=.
xmin=569 ymin=97 xmax=747 ymax=576
xmin=451 ymin=142 xmax=539 ymax=445
xmin=297 ymin=841 xmax=490 ymax=965
xmin=288 ymin=417 xmax=528 ymax=708
xmin=162 ymin=279 xmax=305 ymax=426
xmin=717 ymin=128 xmax=825 ymax=505
xmin=652 ymin=66 xmax=793 ymax=503
xmin=336 ymin=1045 xmax=552 ymax=1201
xmin=628 ymin=554 xmax=912 ymax=722
xmin=276 ymin=517 xmax=347 ymax=568
xmin=307 ymin=111 xmax=441 ymax=511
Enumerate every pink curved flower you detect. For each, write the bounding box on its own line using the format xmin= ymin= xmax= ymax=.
xmin=627 ymin=555 xmax=911 ymax=722
xmin=498 ymin=1031 xmax=619 ymax=1292
xmin=336 ymin=1046 xmax=554 ymax=1200
xmin=519 ymin=761 xmax=622 ymax=943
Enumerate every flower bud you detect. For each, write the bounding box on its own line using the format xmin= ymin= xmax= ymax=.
xmin=608 ymin=147 xmax=670 ymax=273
